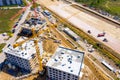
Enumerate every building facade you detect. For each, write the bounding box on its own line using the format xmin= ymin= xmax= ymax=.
xmin=5 ymin=52 xmax=37 ymax=72
xmin=47 ymin=67 xmax=79 ymax=80
xmin=4 ymin=38 xmax=43 ymax=72
xmin=0 ymin=0 xmax=22 ymax=6
xmin=46 ymin=47 xmax=84 ymax=80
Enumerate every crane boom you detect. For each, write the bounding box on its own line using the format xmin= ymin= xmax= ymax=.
xmin=32 ymin=0 xmax=38 ymax=17
xmin=34 ymin=40 xmax=43 ymax=71
xmin=12 ymin=6 xmax=58 ymax=76
xmin=13 ymin=27 xmax=49 ymax=48
xmin=13 ymin=38 xmax=30 ymax=48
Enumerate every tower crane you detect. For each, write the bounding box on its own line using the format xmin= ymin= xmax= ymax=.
xmin=12 ymin=6 xmax=59 ymax=76
xmin=34 ymin=39 xmax=45 ymax=75
xmin=13 ymin=27 xmax=49 ymax=48
xmin=13 ymin=27 xmax=49 ymax=76
xmin=32 ymin=0 xmax=38 ymax=17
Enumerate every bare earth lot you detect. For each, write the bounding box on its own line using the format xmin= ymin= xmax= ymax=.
xmin=38 ymin=0 xmax=120 ymax=54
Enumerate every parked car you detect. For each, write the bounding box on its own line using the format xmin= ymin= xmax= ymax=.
xmin=103 ymin=38 xmax=108 ymax=42
xmin=13 ymin=23 xmax=18 ymax=28
xmin=12 ymin=29 xmax=15 ymax=33
xmin=97 ymin=32 xmax=105 ymax=37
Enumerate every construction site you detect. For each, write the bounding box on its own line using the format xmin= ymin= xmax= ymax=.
xmin=0 ymin=0 xmax=120 ymax=80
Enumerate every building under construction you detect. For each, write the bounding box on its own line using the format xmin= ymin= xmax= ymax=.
xmin=46 ymin=46 xmax=84 ymax=80
xmin=3 ymin=5 xmax=85 ymax=79
xmin=4 ymin=37 xmax=43 ymax=72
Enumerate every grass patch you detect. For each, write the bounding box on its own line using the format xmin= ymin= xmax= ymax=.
xmin=104 ymin=0 xmax=120 ymax=16
xmin=0 ymin=9 xmax=20 ymax=34
xmin=75 ymin=0 xmax=120 ymax=16
xmin=0 ymin=43 xmax=6 ymax=53
xmin=22 ymin=0 xmax=28 ymax=6
xmin=28 ymin=0 xmax=33 ymax=2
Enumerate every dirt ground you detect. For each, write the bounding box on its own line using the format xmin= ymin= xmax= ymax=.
xmin=1 ymin=0 xmax=118 ymax=80
xmin=43 ymin=39 xmax=58 ymax=54
xmin=38 ymin=0 xmax=120 ymax=41
xmin=0 ymin=72 xmax=14 ymax=80
xmin=80 ymin=64 xmax=98 ymax=80
xmin=38 ymin=0 xmax=120 ymax=55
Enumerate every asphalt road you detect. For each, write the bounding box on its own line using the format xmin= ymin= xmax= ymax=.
xmin=1 ymin=5 xmax=31 ymax=64
xmin=3 ymin=5 xmax=31 ymax=51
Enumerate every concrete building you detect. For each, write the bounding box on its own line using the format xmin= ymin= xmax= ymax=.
xmin=11 ymin=0 xmax=17 ymax=5
xmin=46 ymin=47 xmax=84 ymax=80
xmin=16 ymin=0 xmax=22 ymax=5
xmin=6 ymin=0 xmax=10 ymax=5
xmin=63 ymin=28 xmax=80 ymax=41
xmin=4 ymin=37 xmax=43 ymax=72
xmin=0 ymin=0 xmax=3 ymax=6
xmin=0 ymin=0 xmax=22 ymax=6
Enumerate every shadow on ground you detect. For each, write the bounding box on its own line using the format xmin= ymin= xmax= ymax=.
xmin=0 ymin=60 xmax=30 ymax=77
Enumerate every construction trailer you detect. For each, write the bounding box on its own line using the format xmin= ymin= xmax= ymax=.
xmin=101 ymin=60 xmax=115 ymax=72
xmin=63 ymin=28 xmax=80 ymax=41
xmin=46 ymin=46 xmax=84 ymax=80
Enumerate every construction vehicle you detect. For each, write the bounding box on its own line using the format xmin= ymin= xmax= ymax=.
xmin=53 ymin=40 xmax=61 ymax=44
xmin=88 ymin=48 xmax=94 ymax=53
xmin=97 ymin=32 xmax=106 ymax=37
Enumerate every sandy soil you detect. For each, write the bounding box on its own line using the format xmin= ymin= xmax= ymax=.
xmin=38 ymin=0 xmax=120 ymax=54
xmin=0 ymin=72 xmax=14 ymax=80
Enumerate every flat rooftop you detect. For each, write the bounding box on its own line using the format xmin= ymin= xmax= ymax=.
xmin=4 ymin=37 xmax=42 ymax=60
xmin=46 ymin=46 xmax=84 ymax=76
